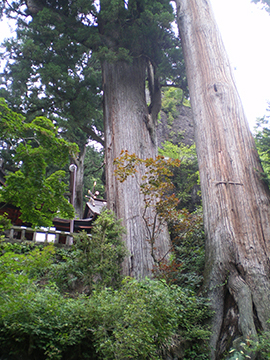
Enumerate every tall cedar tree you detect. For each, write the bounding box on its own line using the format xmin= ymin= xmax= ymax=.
xmin=0 ymin=9 xmax=103 ymax=218
xmin=176 ymin=0 xmax=270 ymax=359
xmin=0 ymin=0 xmax=187 ymax=277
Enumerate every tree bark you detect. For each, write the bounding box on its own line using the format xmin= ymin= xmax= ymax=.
xmin=176 ymin=0 xmax=270 ymax=358
xmin=70 ymin=146 xmax=86 ymax=219
xmin=102 ymin=58 xmax=171 ymax=278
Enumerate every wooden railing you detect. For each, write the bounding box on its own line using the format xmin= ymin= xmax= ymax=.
xmin=6 ymin=226 xmax=74 ymax=245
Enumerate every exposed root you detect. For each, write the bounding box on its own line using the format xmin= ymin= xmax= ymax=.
xmin=207 ymin=275 xmax=226 ymax=360
xmin=228 ymin=270 xmax=257 ymax=340
xmin=208 ymin=268 xmax=259 ymax=360
xmin=225 ymin=270 xmax=258 ymax=360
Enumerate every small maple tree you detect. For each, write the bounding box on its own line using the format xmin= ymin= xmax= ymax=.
xmin=114 ymin=150 xmax=181 ymax=262
xmin=114 ymin=150 xmax=204 ymax=285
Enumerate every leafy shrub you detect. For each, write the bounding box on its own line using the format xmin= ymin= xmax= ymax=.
xmin=254 ymin=116 xmax=270 ymax=189
xmin=0 ymin=286 xmax=97 ymax=360
xmin=256 ymin=330 xmax=270 ymax=358
xmin=45 ymin=246 xmax=84 ymax=293
xmin=0 ymin=278 xmax=210 ymax=360
xmin=73 ymin=209 xmax=127 ymax=291
xmin=153 ymin=207 xmax=205 ymax=291
xmin=0 ymin=241 xmax=96 ymax=359
xmin=91 ymin=278 xmax=210 ymax=360
xmin=0 ymin=208 xmax=210 ymax=359
xmin=0 ymin=240 xmax=40 ymax=254
xmin=173 ymin=208 xmax=205 ymax=290
xmin=0 ymin=243 xmax=55 ymax=294
xmin=162 ymin=87 xmax=190 ymax=127
xmin=47 ymin=209 xmax=127 ymax=294
xmin=158 ymin=140 xmax=200 ymax=212
xmin=0 ymin=213 xmax=11 ymax=233
xmin=0 ymin=241 xmax=210 ymax=360
xmin=233 ymin=329 xmax=270 ymax=360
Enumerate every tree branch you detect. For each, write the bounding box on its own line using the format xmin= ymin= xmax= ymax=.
xmin=81 ymin=126 xmax=104 ymax=147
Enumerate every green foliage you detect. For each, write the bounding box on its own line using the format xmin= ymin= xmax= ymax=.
xmin=0 ymin=0 xmax=187 ymax=213
xmin=172 ymin=208 xmax=205 ymax=290
xmin=0 ymin=213 xmax=11 ymax=233
xmin=225 ymin=336 xmax=268 ymax=360
xmin=255 ymin=330 xmax=270 ymax=358
xmin=114 ymin=150 xmax=205 ymax=293
xmin=159 ymin=140 xmax=200 ymax=212
xmin=48 ymin=209 xmax=127 ymax=294
xmin=162 ymin=87 xmax=190 ymax=126
xmin=72 ymin=209 xmax=127 ymax=291
xmin=0 ymin=4 xmax=104 ymax=201
xmin=114 ymin=150 xmax=181 ymax=262
xmin=0 ymin=243 xmax=55 ymax=298
xmin=0 ymin=239 xmax=43 ymax=254
xmin=1 ymin=0 xmax=187 ymax=92
xmin=152 ymin=207 xmax=204 ymax=291
xmin=0 ymin=251 xmax=210 ymax=360
xmin=98 ymin=0 xmax=174 ymax=61
xmin=91 ymin=278 xmax=210 ymax=360
xmin=45 ymin=246 xmax=85 ymax=293
xmin=1 ymin=20 xmax=103 ymax=150
xmin=0 ymin=98 xmax=78 ymax=227
xmin=254 ymin=116 xmax=270 ymax=188
xmin=83 ymin=145 xmax=105 ymax=201
xmin=0 ymin=214 xmax=209 ymax=360
xmin=0 ymin=284 xmax=96 ymax=359
xmin=91 ymin=279 xmax=176 ymax=359
xmin=228 ymin=327 xmax=270 ymax=359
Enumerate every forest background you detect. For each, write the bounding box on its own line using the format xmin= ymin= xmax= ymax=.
xmin=1 ymin=0 xmax=270 ymax=128
xmin=1 ymin=0 xmax=270 ymax=359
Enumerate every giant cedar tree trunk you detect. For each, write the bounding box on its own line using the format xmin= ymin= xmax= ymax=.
xmin=103 ymin=58 xmax=171 ymax=278
xmin=176 ymin=0 xmax=270 ymax=358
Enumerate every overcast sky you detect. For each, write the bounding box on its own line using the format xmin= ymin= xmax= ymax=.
xmin=211 ymin=0 xmax=270 ymax=130
xmin=1 ymin=0 xmax=270 ymax=130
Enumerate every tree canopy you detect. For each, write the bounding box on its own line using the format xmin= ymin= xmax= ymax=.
xmin=0 ymin=10 xmax=104 ymax=150
xmin=0 ymin=0 xmax=188 ymax=219
xmin=252 ymin=0 xmax=270 ymax=12
xmin=0 ymin=0 xmax=187 ymax=89
xmin=0 ymin=98 xmax=78 ymax=227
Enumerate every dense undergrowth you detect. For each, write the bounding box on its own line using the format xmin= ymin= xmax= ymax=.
xmin=0 ymin=209 xmax=211 ymax=360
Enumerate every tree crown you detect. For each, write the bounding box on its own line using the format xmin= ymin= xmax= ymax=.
xmin=0 ymin=98 xmax=79 ymax=227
